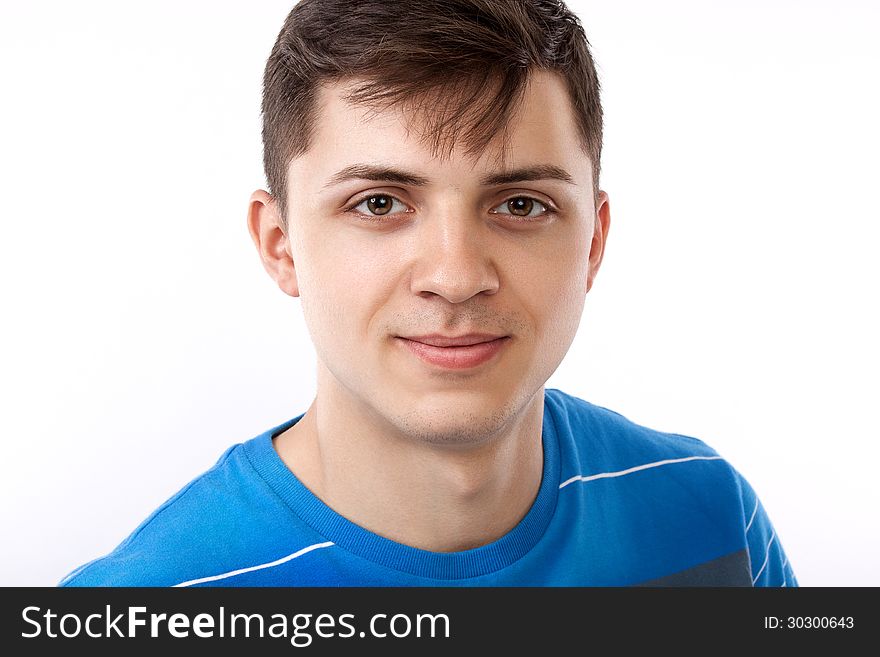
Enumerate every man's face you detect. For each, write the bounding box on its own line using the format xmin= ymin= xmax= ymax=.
xmin=281 ymin=70 xmax=607 ymax=446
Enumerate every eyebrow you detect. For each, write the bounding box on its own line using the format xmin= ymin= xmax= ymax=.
xmin=322 ymin=163 xmax=575 ymax=190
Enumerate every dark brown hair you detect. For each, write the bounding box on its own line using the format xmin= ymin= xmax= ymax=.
xmin=262 ymin=0 xmax=603 ymax=223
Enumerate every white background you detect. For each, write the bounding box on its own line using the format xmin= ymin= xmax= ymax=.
xmin=1 ymin=1 xmax=877 ymax=586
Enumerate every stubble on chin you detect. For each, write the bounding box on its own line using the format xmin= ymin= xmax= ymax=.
xmin=388 ymin=392 xmax=533 ymax=448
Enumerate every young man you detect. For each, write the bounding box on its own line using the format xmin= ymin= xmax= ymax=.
xmin=61 ymin=0 xmax=796 ymax=587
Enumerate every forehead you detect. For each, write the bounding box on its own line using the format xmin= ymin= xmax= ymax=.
xmin=290 ymin=69 xmax=591 ymax=189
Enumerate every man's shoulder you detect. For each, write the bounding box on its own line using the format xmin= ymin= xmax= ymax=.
xmin=545 ymin=387 xmax=722 ymax=458
xmin=545 ymin=388 xmax=782 ymax=585
xmin=59 ymin=436 xmax=287 ymax=587
xmin=544 ymin=388 xmax=739 ymax=493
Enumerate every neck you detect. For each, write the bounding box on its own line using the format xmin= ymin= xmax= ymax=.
xmin=273 ymin=369 xmax=545 ymax=552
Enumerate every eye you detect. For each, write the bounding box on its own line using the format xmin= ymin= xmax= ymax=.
xmin=348 ymin=193 xmax=410 ymax=218
xmin=490 ymin=196 xmax=552 ymax=220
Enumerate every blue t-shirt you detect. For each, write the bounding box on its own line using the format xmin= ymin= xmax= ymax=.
xmin=60 ymin=389 xmax=797 ymax=586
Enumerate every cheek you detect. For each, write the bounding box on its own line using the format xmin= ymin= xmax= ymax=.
xmin=295 ymin=230 xmax=397 ymax=348
xmin=518 ymin=226 xmax=590 ymax=318
xmin=516 ymin=226 xmax=590 ymax=345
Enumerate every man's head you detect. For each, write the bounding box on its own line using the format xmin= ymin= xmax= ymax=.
xmin=261 ymin=0 xmax=604 ymax=225
xmin=249 ymin=0 xmax=610 ymax=448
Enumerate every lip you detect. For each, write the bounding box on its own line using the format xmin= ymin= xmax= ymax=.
xmin=396 ymin=335 xmax=510 ymax=370
xmin=401 ymin=333 xmax=506 ymax=347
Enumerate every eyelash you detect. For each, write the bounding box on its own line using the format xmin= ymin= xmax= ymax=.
xmin=344 ymin=193 xmax=556 ymax=222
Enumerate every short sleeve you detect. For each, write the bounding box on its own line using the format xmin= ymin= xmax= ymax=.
xmin=735 ymin=470 xmax=798 ymax=587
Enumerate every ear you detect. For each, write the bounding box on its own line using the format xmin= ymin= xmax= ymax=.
xmin=247 ymin=189 xmax=300 ymax=297
xmin=586 ymin=190 xmax=610 ymax=294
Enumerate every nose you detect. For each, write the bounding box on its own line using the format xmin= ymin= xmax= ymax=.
xmin=409 ymin=212 xmax=500 ymax=304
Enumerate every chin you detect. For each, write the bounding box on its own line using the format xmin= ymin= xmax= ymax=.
xmin=386 ymin=391 xmax=524 ymax=447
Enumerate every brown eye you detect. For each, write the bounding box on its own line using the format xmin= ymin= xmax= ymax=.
xmin=507 ymin=197 xmax=534 ymax=216
xmin=349 ymin=193 xmax=409 ymax=221
xmin=366 ymin=195 xmax=393 ymax=215
xmin=491 ymin=196 xmax=549 ymax=220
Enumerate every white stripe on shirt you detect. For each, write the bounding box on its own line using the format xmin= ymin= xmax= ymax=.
xmin=745 ymin=498 xmax=759 ymax=534
xmin=751 ymin=531 xmax=776 ymax=585
xmin=173 ymin=541 xmax=335 ymax=587
xmin=559 ymin=455 xmax=725 ymax=489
